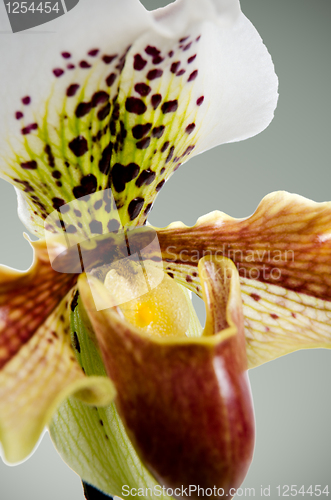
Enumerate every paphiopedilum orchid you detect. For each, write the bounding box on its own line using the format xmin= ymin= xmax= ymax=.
xmin=0 ymin=0 xmax=330 ymax=499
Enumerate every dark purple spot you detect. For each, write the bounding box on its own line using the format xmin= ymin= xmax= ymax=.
xmin=89 ymin=220 xmax=103 ymax=234
xmin=66 ymin=84 xmax=80 ymax=97
xmin=128 ymin=198 xmax=144 ymax=221
xmin=73 ymin=332 xmax=80 ymax=352
xmin=109 ymin=119 xmax=116 ymax=136
xmin=151 ymin=94 xmax=161 ymax=110
xmin=168 ymin=50 xmax=174 ymax=57
xmin=185 ymin=123 xmax=196 ymax=134
xmin=98 ymin=143 xmax=113 ymax=175
xmin=69 ymin=136 xmax=88 ymax=157
xmin=136 ymin=169 xmax=155 ymax=187
xmin=165 ymin=146 xmax=175 ymax=163
xmin=126 ymin=97 xmax=146 ymax=115
xmin=67 ymin=64 xmax=75 ymax=70
xmin=15 ymin=111 xmax=23 ymax=120
xmin=80 ymin=60 xmax=91 ymax=69
xmin=103 ymin=54 xmax=117 ymax=64
xmin=135 ymin=83 xmax=151 ymax=97
xmin=111 ymin=163 xmax=140 ymax=193
xmin=183 ymin=42 xmax=192 ymax=51
xmin=168 ymin=272 xmax=174 ymax=279
xmin=65 ymin=161 xmax=70 ymax=168
xmin=196 ymin=35 xmax=201 ymax=42
xmin=88 ymin=49 xmax=99 ymax=57
xmin=270 ymin=314 xmax=279 ymax=320
xmin=147 ymin=69 xmax=163 ymax=80
xmin=162 ymin=100 xmax=178 ymax=114
xmin=176 ymin=69 xmax=185 ymax=76
xmin=22 ymin=96 xmax=31 ymax=105
xmin=62 ymin=52 xmax=71 ymax=59
xmin=14 ymin=179 xmax=33 ymax=192
xmin=91 ymin=91 xmax=109 ymax=107
xmin=156 ymin=180 xmax=165 ymax=192
xmin=186 ymin=275 xmax=193 ymax=282
xmin=183 ymin=145 xmax=195 ymax=156
xmin=136 ymin=136 xmax=151 ymax=150
xmin=107 ymin=219 xmax=120 ymax=232
xmin=53 ymin=68 xmax=64 ymax=78
xmin=151 ymin=125 xmax=164 ymax=139
xmin=118 ymin=121 xmax=127 ymax=144
xmin=144 ymin=203 xmax=153 ymax=216
xmin=55 ymin=219 xmax=63 ymax=229
xmin=21 ymin=160 xmax=37 ymax=170
xmin=197 ymin=96 xmax=204 ymax=106
xmin=132 ymin=123 xmax=152 ymax=140
xmin=52 ymin=170 xmax=62 ymax=179
xmin=174 ymin=162 xmax=182 ymax=171
xmin=145 ymin=46 xmax=160 ymax=57
xmin=21 ymin=123 xmax=38 ymax=135
xmin=188 ymin=70 xmax=198 ymax=82
xmin=73 ymin=174 xmax=98 ymax=199
xmin=160 ymin=167 xmax=165 ymax=174
xmin=179 ymin=36 xmax=189 ymax=43
xmin=106 ymin=73 xmax=116 ymax=86
xmin=188 ymin=55 xmax=197 ymax=63
xmin=161 ymin=141 xmax=169 ymax=153
xmin=153 ymin=56 xmax=164 ymax=65
xmin=251 ymin=293 xmax=261 ymax=302
xmin=52 ymin=197 xmax=66 ymax=211
xmin=171 ymin=61 xmax=180 ymax=74
xmin=134 ymin=54 xmax=147 ymax=71
xmin=75 ymin=102 xmax=92 ymax=118
xmin=97 ymin=103 xmax=111 ymax=121
xmin=66 ymin=225 xmax=77 ymax=234
xmin=112 ymin=101 xmax=120 ymax=119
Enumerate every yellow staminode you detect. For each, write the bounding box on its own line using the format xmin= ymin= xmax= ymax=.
xmin=104 ymin=261 xmax=189 ymax=338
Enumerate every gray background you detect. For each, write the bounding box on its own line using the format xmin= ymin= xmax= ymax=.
xmin=1 ymin=0 xmax=331 ymax=498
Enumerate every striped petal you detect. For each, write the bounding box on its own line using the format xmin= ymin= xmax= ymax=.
xmin=0 ymin=0 xmax=277 ymax=236
xmin=0 ymin=237 xmax=115 ymax=463
xmin=77 ymin=256 xmax=254 ymax=497
xmin=155 ymin=191 xmax=331 ymax=368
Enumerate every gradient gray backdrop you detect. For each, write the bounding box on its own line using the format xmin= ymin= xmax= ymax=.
xmin=0 ymin=0 xmax=330 ymax=498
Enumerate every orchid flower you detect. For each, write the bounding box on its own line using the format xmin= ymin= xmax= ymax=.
xmin=1 ymin=0 xmax=330 ymax=499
